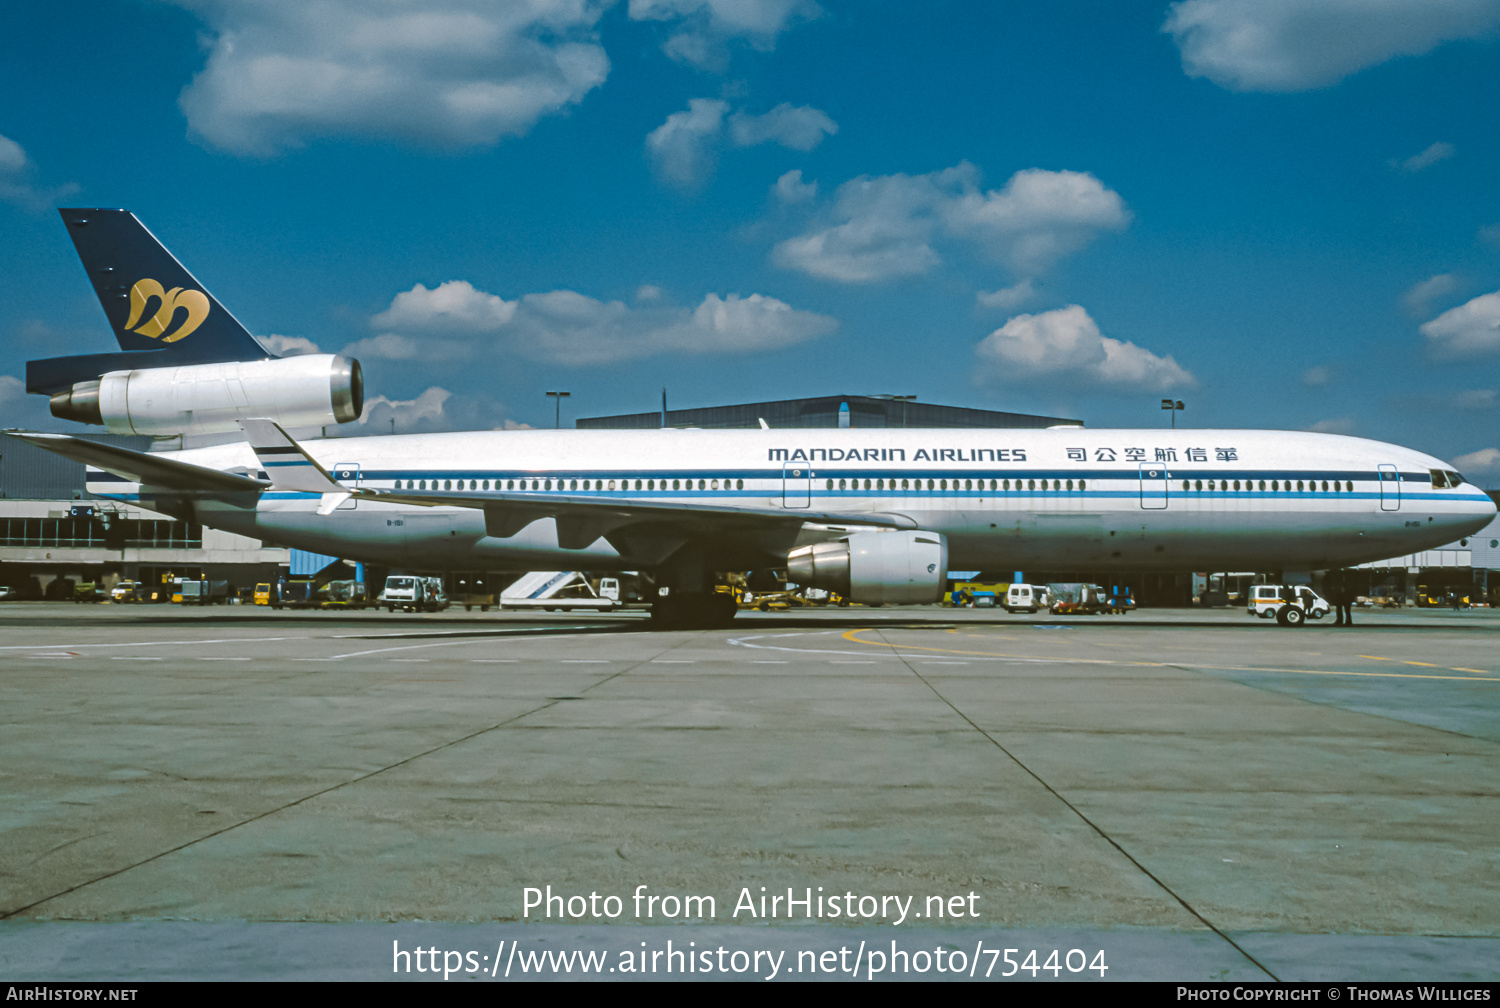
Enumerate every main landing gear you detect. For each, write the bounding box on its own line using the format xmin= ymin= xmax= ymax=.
xmin=650 ymin=592 xmax=738 ymax=629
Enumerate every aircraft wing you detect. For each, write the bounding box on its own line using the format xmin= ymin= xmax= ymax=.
xmin=362 ymin=486 xmax=917 ymax=546
xmin=5 ymin=431 xmax=268 ymax=493
xmin=239 ymin=419 xmax=916 ymax=552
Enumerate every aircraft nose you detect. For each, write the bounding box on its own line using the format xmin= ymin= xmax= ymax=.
xmin=1450 ymin=486 xmax=1499 ymax=537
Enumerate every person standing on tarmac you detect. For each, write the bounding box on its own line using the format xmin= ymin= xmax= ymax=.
xmin=1330 ymin=569 xmax=1353 ymax=627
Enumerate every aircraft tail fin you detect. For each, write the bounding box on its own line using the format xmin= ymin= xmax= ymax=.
xmin=58 ymin=208 xmax=270 ymax=362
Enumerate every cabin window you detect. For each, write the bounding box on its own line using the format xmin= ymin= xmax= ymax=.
xmin=1297 ymin=480 xmax=1304 ymax=492
xmin=901 ymin=479 xmax=909 ymax=490
xmin=1067 ymin=479 xmax=1074 ymax=491
xmin=1003 ymin=480 xmax=1010 ymax=491
xmin=736 ymin=479 xmax=743 ymax=490
xmin=669 ymin=479 xmax=677 ymax=490
xmin=1078 ymin=479 xmax=1086 ymax=491
xmin=1346 ymin=481 xmax=1353 ymax=491
xmin=604 ymin=479 xmax=614 ymax=491
xmin=939 ymin=479 xmax=947 ymax=490
xmin=826 ymin=479 xmax=834 ymax=490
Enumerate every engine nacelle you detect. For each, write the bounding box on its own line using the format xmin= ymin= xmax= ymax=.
xmin=786 ymin=530 xmax=948 ymax=605
xmin=49 ymin=354 xmax=363 ymax=436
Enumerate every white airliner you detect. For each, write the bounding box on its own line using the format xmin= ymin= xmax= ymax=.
xmin=14 ymin=209 xmax=1497 ymax=626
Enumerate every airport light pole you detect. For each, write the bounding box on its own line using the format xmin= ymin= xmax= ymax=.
xmin=546 ymin=391 xmax=571 ymax=429
xmin=1161 ymin=399 xmax=1185 ymax=428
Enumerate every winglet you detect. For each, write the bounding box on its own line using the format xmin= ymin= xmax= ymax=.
xmin=240 ymin=418 xmax=346 ymax=494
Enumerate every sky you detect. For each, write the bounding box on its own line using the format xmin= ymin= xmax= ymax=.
xmin=3 ymin=0 xmax=1500 ymax=481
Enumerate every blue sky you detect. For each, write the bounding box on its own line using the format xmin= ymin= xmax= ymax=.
xmin=4 ymin=0 xmax=1500 ymax=480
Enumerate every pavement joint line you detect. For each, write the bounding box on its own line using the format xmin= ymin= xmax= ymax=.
xmin=839 ymin=629 xmax=1500 ymax=682
xmin=0 ymin=632 xmax=691 ymax=922
xmin=329 ymin=625 xmax=622 ymax=641
xmin=870 ymin=626 xmax=1281 ymax=982
xmin=0 ymin=691 xmax=579 ymax=922
xmin=0 ymin=636 xmax=306 ymax=651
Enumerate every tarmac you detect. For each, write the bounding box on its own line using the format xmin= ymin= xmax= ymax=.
xmin=0 ymin=602 xmax=1496 ymax=982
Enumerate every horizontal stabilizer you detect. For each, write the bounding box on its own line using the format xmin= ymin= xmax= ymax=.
xmin=6 ymin=431 xmax=267 ymax=493
xmin=240 ymin=418 xmax=348 ymax=494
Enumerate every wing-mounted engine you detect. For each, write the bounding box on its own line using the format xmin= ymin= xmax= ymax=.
xmin=48 ymin=354 xmax=363 ymax=436
xmin=786 ymin=529 xmax=948 ymax=604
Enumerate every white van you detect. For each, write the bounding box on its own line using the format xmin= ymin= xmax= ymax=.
xmin=380 ymin=575 xmax=448 ymax=613
xmin=1004 ymin=584 xmax=1043 ymax=613
xmin=1248 ymin=585 xmax=1328 ymax=624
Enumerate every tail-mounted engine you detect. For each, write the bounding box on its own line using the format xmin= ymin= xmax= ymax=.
xmin=786 ymin=530 xmax=948 ymax=604
xmin=48 ymin=354 xmax=363 ymax=436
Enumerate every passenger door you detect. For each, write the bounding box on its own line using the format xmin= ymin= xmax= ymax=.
xmin=332 ymin=463 xmax=360 ymax=510
xmin=1138 ymin=463 xmax=1168 ymax=509
xmin=1378 ymin=464 xmax=1400 ymax=511
xmin=782 ymin=462 xmax=811 ymax=508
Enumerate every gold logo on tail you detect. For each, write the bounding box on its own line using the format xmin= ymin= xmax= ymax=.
xmin=124 ymin=279 xmax=210 ymax=343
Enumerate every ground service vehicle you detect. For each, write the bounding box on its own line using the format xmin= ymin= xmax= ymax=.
xmin=1247 ymin=585 xmax=1329 ymax=625
xmin=1048 ymin=583 xmax=1111 ymax=615
xmin=381 ymin=575 xmax=448 ymax=612
xmin=1004 ymin=584 xmax=1046 ymax=613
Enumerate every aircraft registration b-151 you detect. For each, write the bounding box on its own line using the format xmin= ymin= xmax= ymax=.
xmin=13 ymin=209 xmax=1497 ymax=626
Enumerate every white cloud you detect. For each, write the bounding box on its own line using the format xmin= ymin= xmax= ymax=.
xmin=259 ymin=333 xmax=321 ymax=356
xmin=635 ymin=284 xmax=662 ymax=302
xmin=1301 ymin=365 xmax=1332 ymax=386
xmin=773 ymin=163 xmax=1129 ymax=284
xmin=729 ymin=103 xmax=836 ymax=150
xmin=628 ymin=0 xmax=821 ymax=70
xmin=976 ymin=279 xmax=1038 ymax=310
xmin=1307 ymin=417 xmax=1357 ymax=435
xmin=1420 ymin=290 xmax=1500 ymax=358
xmin=1455 ymin=388 xmax=1497 ymax=410
xmin=647 ymin=100 xmax=836 ymax=188
xmin=1163 ymin=0 xmax=1500 ymax=92
xmin=353 ymin=387 xmax=452 ymax=432
xmin=974 ymin=305 xmax=1194 ymax=392
xmin=370 ymin=280 xmax=517 ymax=333
xmin=344 ymin=386 xmax=535 ymax=434
xmin=644 ymin=98 xmax=728 ymax=188
xmin=0 ymin=133 xmax=79 ymax=211
xmin=172 ymin=0 xmax=611 ymax=155
xmin=1452 ymin=447 xmax=1500 ymax=477
xmin=0 ymin=373 xmax=64 ymax=428
xmin=773 ymin=168 xmax=817 ymax=204
xmin=0 ymin=136 xmax=26 ymax=173
xmin=1391 ymin=141 xmax=1456 ymax=173
xmin=359 ymin=281 xmax=836 ymax=366
xmin=502 ymin=290 xmax=836 ymax=364
xmin=1403 ymin=273 xmax=1461 ymax=317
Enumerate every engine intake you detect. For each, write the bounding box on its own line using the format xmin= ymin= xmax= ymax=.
xmin=787 ymin=530 xmax=948 ymax=605
xmin=49 ymin=354 xmax=363 ymax=436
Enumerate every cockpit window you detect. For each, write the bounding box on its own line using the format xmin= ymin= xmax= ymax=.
xmin=1430 ymin=469 xmax=1461 ymax=488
